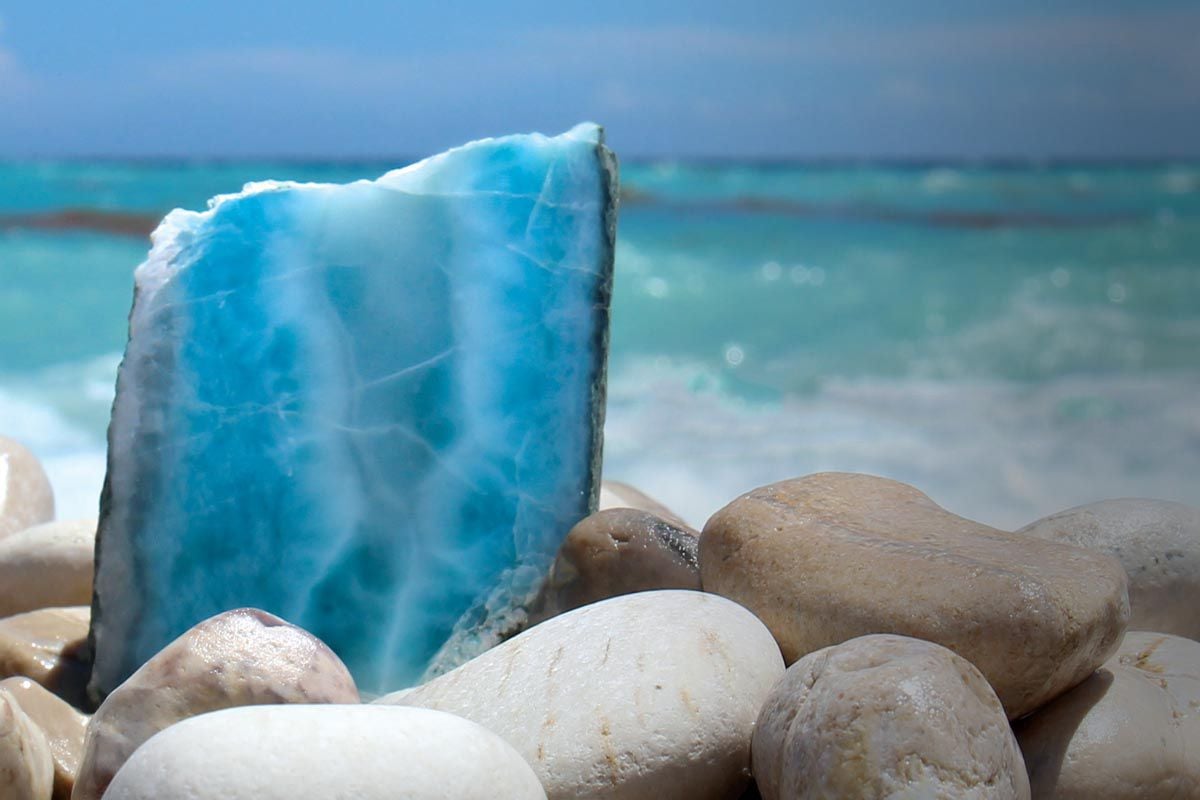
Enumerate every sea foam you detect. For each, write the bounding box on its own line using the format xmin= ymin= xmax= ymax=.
xmin=603 ymin=358 xmax=1200 ymax=531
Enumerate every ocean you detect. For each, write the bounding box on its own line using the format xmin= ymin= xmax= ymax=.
xmin=1 ymin=159 xmax=1198 ymax=529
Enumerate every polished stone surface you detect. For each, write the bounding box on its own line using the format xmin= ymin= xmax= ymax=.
xmin=0 ymin=607 xmax=91 ymax=708
xmin=90 ymin=125 xmax=617 ymax=699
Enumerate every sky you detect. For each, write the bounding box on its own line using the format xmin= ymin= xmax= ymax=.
xmin=0 ymin=1 xmax=1198 ymax=159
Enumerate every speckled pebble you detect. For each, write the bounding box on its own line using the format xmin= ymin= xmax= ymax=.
xmin=753 ymin=634 xmax=1030 ymax=800
xmin=1019 ymin=499 xmax=1200 ymax=640
xmin=72 ymin=608 xmax=359 ymax=800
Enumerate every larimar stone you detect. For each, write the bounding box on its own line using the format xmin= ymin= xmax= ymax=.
xmin=89 ymin=124 xmax=617 ymax=700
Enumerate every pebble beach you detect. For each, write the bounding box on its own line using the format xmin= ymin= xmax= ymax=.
xmin=1 ymin=433 xmax=1197 ymax=798
xmin=4 ymin=134 xmax=1200 ymax=800
xmin=4 ymin=2 xmax=1199 ymax=795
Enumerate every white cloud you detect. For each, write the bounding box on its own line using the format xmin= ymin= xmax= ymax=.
xmin=0 ymin=17 xmax=35 ymax=101
xmin=0 ymin=47 xmax=30 ymax=99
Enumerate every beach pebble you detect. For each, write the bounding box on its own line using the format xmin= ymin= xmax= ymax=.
xmin=529 ymin=508 xmax=700 ymax=623
xmin=0 ymin=437 xmax=55 ymax=540
xmin=102 ymin=704 xmax=546 ymax=800
xmin=0 ymin=678 xmax=88 ymax=800
xmin=599 ymin=480 xmax=693 ymax=530
xmin=72 ymin=608 xmax=359 ymax=800
xmin=0 ymin=520 xmax=95 ymax=618
xmin=1018 ymin=499 xmax=1200 ymax=640
xmin=700 ymin=473 xmax=1129 ymax=718
xmin=754 ymin=634 xmax=1029 ymax=800
xmin=377 ymin=590 xmax=784 ymax=800
xmin=0 ymin=686 xmax=55 ymax=800
xmin=0 ymin=607 xmax=90 ymax=708
xmin=1015 ymin=631 xmax=1200 ymax=799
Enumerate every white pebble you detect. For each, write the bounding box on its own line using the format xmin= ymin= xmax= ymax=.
xmin=104 ymin=705 xmax=546 ymax=800
xmin=377 ymin=590 xmax=784 ymax=800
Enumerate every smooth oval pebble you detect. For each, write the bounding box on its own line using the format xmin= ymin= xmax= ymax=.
xmin=1015 ymin=631 xmax=1200 ymax=799
xmin=754 ymin=634 xmax=1029 ymax=800
xmin=0 ymin=607 xmax=90 ymax=708
xmin=1019 ymin=499 xmax=1200 ymax=640
xmin=1 ymin=677 xmax=89 ymax=800
xmin=700 ymin=473 xmax=1129 ymax=718
xmin=529 ymin=508 xmax=700 ymax=623
xmin=72 ymin=608 xmax=359 ymax=800
xmin=0 ymin=687 xmax=55 ymax=800
xmin=103 ymin=705 xmax=546 ymax=800
xmin=0 ymin=437 xmax=55 ymax=540
xmin=0 ymin=520 xmax=96 ymax=617
xmin=377 ymin=590 xmax=785 ymax=800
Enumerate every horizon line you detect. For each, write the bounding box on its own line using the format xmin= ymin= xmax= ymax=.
xmin=3 ymin=153 xmax=1200 ymax=168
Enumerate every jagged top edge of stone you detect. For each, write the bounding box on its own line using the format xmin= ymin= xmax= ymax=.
xmin=134 ymin=123 xmax=605 ymax=296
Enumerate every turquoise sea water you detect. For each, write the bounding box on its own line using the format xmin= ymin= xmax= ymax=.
xmin=1 ymin=159 xmax=1198 ymax=528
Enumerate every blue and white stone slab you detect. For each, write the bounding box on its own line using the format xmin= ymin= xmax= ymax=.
xmin=89 ymin=124 xmax=617 ymax=700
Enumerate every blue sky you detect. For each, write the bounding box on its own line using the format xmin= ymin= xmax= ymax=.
xmin=0 ymin=1 xmax=1197 ymax=158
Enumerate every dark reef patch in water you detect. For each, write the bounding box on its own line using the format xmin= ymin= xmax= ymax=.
xmin=619 ymin=189 xmax=1139 ymax=230
xmin=0 ymin=209 xmax=158 ymax=238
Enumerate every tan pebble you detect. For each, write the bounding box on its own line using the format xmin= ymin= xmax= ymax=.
xmin=72 ymin=607 xmax=359 ymax=800
xmin=1015 ymin=631 xmax=1200 ymax=799
xmin=0 ymin=687 xmax=55 ymax=800
xmin=0 ymin=520 xmax=95 ymax=617
xmin=0 ymin=608 xmax=90 ymax=708
xmin=0 ymin=437 xmax=55 ymax=540
xmin=1 ymin=677 xmax=88 ymax=800
xmin=700 ymin=472 xmax=1129 ymax=718
xmin=754 ymin=634 xmax=1029 ymax=800
xmin=529 ymin=508 xmax=700 ymax=623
